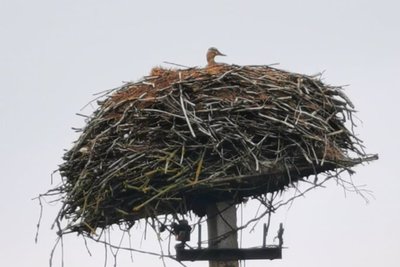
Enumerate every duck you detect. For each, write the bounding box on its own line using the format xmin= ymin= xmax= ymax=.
xmin=206 ymin=47 xmax=226 ymax=67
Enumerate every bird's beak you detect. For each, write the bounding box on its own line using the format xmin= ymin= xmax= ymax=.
xmin=218 ymin=52 xmax=226 ymax=56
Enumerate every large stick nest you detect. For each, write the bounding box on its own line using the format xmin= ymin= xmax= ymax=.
xmin=55 ymin=64 xmax=376 ymax=235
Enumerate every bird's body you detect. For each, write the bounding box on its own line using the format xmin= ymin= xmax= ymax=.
xmin=206 ymin=47 xmax=226 ymax=67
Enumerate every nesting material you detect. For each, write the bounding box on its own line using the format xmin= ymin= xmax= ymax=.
xmin=54 ymin=64 xmax=376 ymax=235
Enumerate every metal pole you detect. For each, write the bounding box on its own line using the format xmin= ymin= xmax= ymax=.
xmin=198 ymin=224 xmax=202 ymax=249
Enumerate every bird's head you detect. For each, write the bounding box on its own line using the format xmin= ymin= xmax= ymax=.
xmin=206 ymin=47 xmax=226 ymax=66
xmin=207 ymin=47 xmax=226 ymax=58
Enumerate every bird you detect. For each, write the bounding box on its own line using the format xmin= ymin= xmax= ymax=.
xmin=206 ymin=47 xmax=226 ymax=67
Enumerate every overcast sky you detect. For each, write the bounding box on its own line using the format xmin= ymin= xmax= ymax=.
xmin=1 ymin=0 xmax=399 ymax=266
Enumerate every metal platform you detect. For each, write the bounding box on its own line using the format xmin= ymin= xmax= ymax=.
xmin=176 ymin=246 xmax=282 ymax=261
xmin=173 ymin=221 xmax=284 ymax=262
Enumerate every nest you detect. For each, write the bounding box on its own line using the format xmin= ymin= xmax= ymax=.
xmin=54 ymin=64 xmax=376 ymax=235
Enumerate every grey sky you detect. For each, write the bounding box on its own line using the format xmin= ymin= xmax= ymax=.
xmin=1 ymin=0 xmax=399 ymax=266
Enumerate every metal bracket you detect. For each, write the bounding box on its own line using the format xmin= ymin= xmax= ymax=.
xmin=174 ymin=222 xmax=284 ymax=261
xmin=176 ymin=246 xmax=282 ymax=261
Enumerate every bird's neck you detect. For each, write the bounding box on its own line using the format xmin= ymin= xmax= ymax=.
xmin=207 ymin=53 xmax=216 ymax=66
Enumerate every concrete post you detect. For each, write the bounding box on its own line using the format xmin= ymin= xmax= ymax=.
xmin=206 ymin=201 xmax=238 ymax=267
